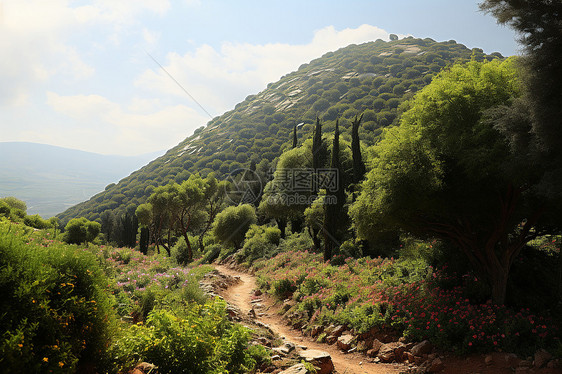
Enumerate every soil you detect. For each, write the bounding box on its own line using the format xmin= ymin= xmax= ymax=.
xmin=215 ymin=264 xmax=407 ymax=374
xmin=213 ymin=264 xmax=562 ymax=374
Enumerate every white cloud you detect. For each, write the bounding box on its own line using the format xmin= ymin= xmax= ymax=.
xmin=135 ymin=24 xmax=389 ymax=115
xmin=142 ymin=28 xmax=160 ymax=47
xmin=46 ymin=92 xmax=208 ymax=155
xmin=0 ymin=0 xmax=169 ymax=106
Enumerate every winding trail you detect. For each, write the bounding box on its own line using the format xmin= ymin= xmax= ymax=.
xmin=214 ymin=264 xmax=406 ymax=374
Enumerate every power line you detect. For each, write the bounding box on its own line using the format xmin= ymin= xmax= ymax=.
xmin=145 ymin=50 xmax=214 ymax=119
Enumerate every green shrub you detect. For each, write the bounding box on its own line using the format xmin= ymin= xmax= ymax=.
xmin=278 ymin=231 xmax=313 ymax=253
xmin=236 ymin=224 xmax=282 ymax=264
xmin=197 ymin=243 xmax=222 ymax=264
xmin=238 ymin=235 xmax=275 ymax=264
xmin=112 ymin=299 xmax=258 ymax=374
xmin=0 ymin=197 xmax=27 ymax=213
xmin=0 ymin=230 xmax=115 ymax=372
xmin=0 ymin=201 xmax=11 ymax=217
xmin=63 ymin=217 xmax=101 ymax=244
xmin=171 ymin=236 xmax=199 ymax=265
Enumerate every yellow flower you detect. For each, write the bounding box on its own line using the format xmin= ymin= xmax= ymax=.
xmin=43 ymin=357 xmax=48 ymax=362
xmin=58 ymin=362 xmax=64 ymax=368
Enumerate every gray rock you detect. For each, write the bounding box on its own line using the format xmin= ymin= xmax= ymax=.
xmin=331 ymin=325 xmax=346 ymax=337
xmin=411 ymin=340 xmax=433 ymax=356
xmin=336 ymin=334 xmax=355 ymax=351
xmin=534 ymin=349 xmax=552 ymax=368
xmin=428 ymin=358 xmax=444 ymax=373
xmin=284 ymin=342 xmax=296 ymax=353
xmin=279 ymin=363 xmax=310 ymax=374
xmin=502 ymin=353 xmax=520 ymax=368
xmin=378 ymin=342 xmax=406 ymax=363
xmin=299 ymin=349 xmax=334 ymax=374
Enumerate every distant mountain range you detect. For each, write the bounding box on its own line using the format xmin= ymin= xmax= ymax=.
xmin=0 ymin=142 xmax=163 ymax=217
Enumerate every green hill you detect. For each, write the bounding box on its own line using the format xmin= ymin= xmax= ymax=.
xmin=57 ymin=37 xmax=503 ymax=225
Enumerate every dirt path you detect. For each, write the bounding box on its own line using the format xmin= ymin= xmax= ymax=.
xmin=214 ymin=264 xmax=406 ymax=374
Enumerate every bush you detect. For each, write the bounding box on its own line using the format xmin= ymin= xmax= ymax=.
xmin=0 ymin=201 xmax=11 ymax=217
xmin=278 ymin=231 xmax=313 ymax=253
xmin=212 ymin=204 xmax=257 ymax=249
xmin=64 ymin=217 xmax=101 ymax=244
xmin=0 ymin=197 xmax=27 ymax=213
xmin=253 ymin=249 xmax=560 ymax=355
xmin=23 ymin=214 xmax=52 ymax=229
xmin=171 ymin=236 xmax=199 ymax=265
xmin=111 ymin=299 xmax=260 ymax=374
xmin=0 ymin=230 xmax=116 ymax=372
xmin=236 ymin=225 xmax=283 ymax=264
xmin=197 ymin=243 xmax=222 ymax=264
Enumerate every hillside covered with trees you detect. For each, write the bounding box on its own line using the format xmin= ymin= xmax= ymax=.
xmin=3 ymin=2 xmax=562 ymax=370
xmin=57 ymin=37 xmax=503 ymax=227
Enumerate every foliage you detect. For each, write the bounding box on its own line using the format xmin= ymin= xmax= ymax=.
xmin=0 ymin=221 xmax=115 ymax=372
xmin=236 ymin=224 xmax=282 ymax=264
xmin=253 ymin=249 xmax=559 ymax=355
xmin=23 ymin=214 xmax=52 ymax=229
xmin=141 ymin=174 xmax=212 ymax=259
xmin=212 ymin=204 xmax=257 ymax=250
xmin=0 ymin=196 xmax=27 ymax=213
xmin=349 ymin=58 xmax=548 ymax=304
xmin=64 ymin=217 xmax=101 ymax=244
xmin=111 ymin=299 xmax=263 ymax=374
xmin=259 ymin=141 xmax=314 ymax=223
xmin=58 ymin=38 xmax=497 ymax=225
xmin=323 ymin=120 xmax=347 ymax=260
xmin=480 ymin=0 xmax=562 ymax=154
xmin=0 ymin=216 xmax=268 ymax=374
xmin=171 ymin=235 xmax=199 ymax=265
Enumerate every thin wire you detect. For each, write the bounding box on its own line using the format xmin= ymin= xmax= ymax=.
xmin=145 ymin=50 xmax=214 ymax=119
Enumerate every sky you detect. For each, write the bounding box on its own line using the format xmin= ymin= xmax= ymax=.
xmin=0 ymin=0 xmax=521 ymax=156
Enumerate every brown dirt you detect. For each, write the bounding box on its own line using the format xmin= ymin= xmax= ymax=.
xmin=214 ymin=264 xmax=406 ymax=374
xmin=214 ymin=264 xmax=562 ymax=374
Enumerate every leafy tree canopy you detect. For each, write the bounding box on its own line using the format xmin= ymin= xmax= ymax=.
xmin=350 ymin=58 xmax=551 ymax=304
xmin=212 ymin=204 xmax=257 ymax=250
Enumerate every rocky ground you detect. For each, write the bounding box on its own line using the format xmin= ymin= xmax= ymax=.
xmin=127 ymin=264 xmax=562 ymax=374
xmin=207 ymin=263 xmax=562 ymax=374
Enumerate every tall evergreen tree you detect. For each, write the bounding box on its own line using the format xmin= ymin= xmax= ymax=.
xmin=351 ymin=114 xmax=366 ymax=184
xmin=292 ymin=125 xmax=298 ymax=148
xmin=323 ymin=120 xmax=346 ymax=261
xmin=139 ymin=227 xmax=149 ymax=255
xmin=312 ymin=117 xmax=323 ymax=172
xmin=312 ymin=117 xmax=328 ymax=194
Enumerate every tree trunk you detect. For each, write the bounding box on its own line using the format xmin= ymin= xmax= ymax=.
xmin=277 ymin=218 xmax=287 ymax=239
xmin=308 ymin=226 xmax=322 ymax=251
xmin=490 ymin=266 xmax=509 ymax=305
xmin=182 ymin=231 xmax=193 ymax=262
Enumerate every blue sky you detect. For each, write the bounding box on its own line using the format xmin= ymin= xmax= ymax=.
xmin=0 ymin=0 xmax=520 ymax=156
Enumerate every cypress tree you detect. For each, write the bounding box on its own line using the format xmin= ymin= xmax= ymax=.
xmin=292 ymin=125 xmax=298 ymax=148
xmin=139 ymin=227 xmax=149 ymax=255
xmin=312 ymin=117 xmax=323 ymax=172
xmin=323 ymin=120 xmax=345 ymax=261
xmin=312 ymin=117 xmax=328 ymax=194
xmin=351 ymin=114 xmax=366 ymax=184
